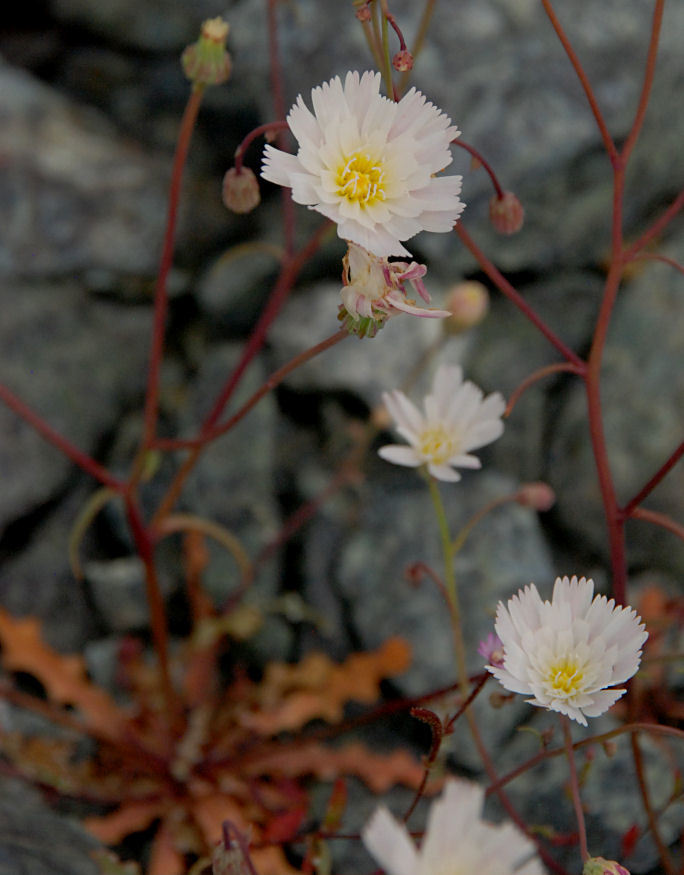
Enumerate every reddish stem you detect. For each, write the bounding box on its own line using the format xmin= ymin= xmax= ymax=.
xmin=455 ymin=223 xmax=583 ymax=368
xmin=0 ymin=382 xmax=123 ymax=490
xmin=621 ymin=0 xmax=665 ymax=164
xmin=505 ymin=362 xmax=585 ymax=418
xmin=234 ymin=121 xmax=289 ymax=172
xmin=141 ymin=86 xmax=204 ymax=452
xmin=124 ymin=496 xmax=177 ymax=725
xmin=540 ymin=0 xmax=618 ymax=165
xmin=623 ymin=441 xmax=684 ymax=516
xmin=623 ymin=189 xmax=684 ymax=261
xmin=631 ymin=253 xmax=684 ymax=276
xmin=151 ymin=221 xmax=332 ymax=524
xmin=561 ymin=716 xmax=589 ymax=863
xmin=628 ymin=507 xmax=684 ymax=544
xmin=155 ymin=327 xmax=348 ymax=451
xmin=452 ymin=139 xmax=504 ymax=199
xmin=384 ymin=10 xmax=407 ymax=50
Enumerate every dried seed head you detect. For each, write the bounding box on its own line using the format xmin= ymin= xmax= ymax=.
xmin=222 ymin=167 xmax=261 ymax=214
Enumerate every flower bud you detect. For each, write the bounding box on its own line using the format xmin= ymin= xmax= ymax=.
xmin=182 ymin=17 xmax=232 ymax=88
xmin=443 ymin=281 xmax=489 ymax=334
xmin=583 ymin=858 xmax=630 ymax=875
xmin=393 ymin=50 xmax=414 ymax=72
xmin=222 ymin=167 xmax=260 ymax=214
xmin=489 ymin=191 xmax=524 ymax=235
xmin=355 ymin=4 xmax=371 ymax=21
xmin=516 ymin=482 xmax=556 ymax=512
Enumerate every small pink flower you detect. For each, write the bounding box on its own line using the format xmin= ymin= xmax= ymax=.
xmin=478 ymin=632 xmax=504 ymax=667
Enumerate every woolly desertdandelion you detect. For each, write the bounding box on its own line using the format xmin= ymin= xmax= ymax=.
xmin=487 ymin=576 xmax=648 ymax=726
xmin=261 ymin=71 xmax=465 ymax=257
xmin=378 ymin=364 xmax=505 ymax=482
xmin=362 ymin=778 xmax=544 ymax=875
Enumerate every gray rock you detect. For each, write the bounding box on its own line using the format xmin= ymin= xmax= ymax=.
xmin=85 ymin=556 xmax=173 ymax=633
xmin=549 ymin=236 xmax=684 ymax=576
xmin=304 ymin=469 xmax=556 ymax=770
xmin=0 ymin=60 xmax=172 ymax=279
xmin=0 ymin=282 xmax=149 ymax=529
xmin=0 ymin=775 xmax=102 ymax=875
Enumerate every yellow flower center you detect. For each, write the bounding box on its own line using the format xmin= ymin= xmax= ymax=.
xmin=548 ymin=658 xmax=584 ymax=696
xmin=336 ymin=151 xmax=386 ymax=206
xmin=417 ymin=426 xmax=459 ymax=466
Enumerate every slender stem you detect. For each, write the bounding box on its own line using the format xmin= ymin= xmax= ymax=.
xmin=451 ymin=493 xmax=519 ymax=555
xmin=630 ymin=252 xmax=684 ymax=276
xmin=360 ymin=17 xmax=384 ymax=69
xmin=155 ymin=328 xmax=348 ymax=451
xmin=455 ymin=224 xmax=583 ymax=368
xmin=379 ymin=0 xmax=395 ymax=99
xmin=0 ymin=382 xmax=123 ymax=490
xmin=622 ymin=189 xmax=684 ymax=262
xmin=628 ymin=507 xmax=684 ymax=544
xmin=452 ymin=139 xmax=504 ymax=199
xmin=155 ymin=513 xmax=252 ymax=579
xmin=561 ymin=715 xmax=589 ymax=862
xmin=540 ymin=0 xmax=617 ymax=164
xmin=234 ymin=121 xmax=289 ymax=172
xmin=140 ymin=86 xmax=204 ymax=454
xmin=505 ymin=362 xmax=584 ymax=418
xmin=621 ymin=0 xmax=665 ymax=164
xmin=124 ymin=496 xmax=176 ymax=724
xmin=399 ymin=0 xmax=437 ymax=91
xmin=623 ymin=441 xmax=684 ymax=516
xmin=630 ymin=732 xmax=678 ymax=875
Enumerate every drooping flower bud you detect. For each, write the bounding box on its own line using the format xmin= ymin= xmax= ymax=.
xmin=583 ymin=858 xmax=630 ymax=875
xmin=516 ymin=482 xmax=556 ymax=512
xmin=182 ymin=17 xmax=232 ymax=88
xmin=489 ymin=191 xmax=524 ymax=235
xmin=393 ymin=49 xmax=414 ymax=72
xmin=222 ymin=167 xmax=261 ymax=214
xmin=443 ymin=281 xmax=489 ymax=334
xmin=355 ymin=4 xmax=371 ymax=22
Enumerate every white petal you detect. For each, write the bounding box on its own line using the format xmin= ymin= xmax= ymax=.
xmin=427 ymin=463 xmax=460 ymax=482
xmin=362 ymin=806 xmax=418 ymax=875
xmin=378 ymin=445 xmax=423 ymax=468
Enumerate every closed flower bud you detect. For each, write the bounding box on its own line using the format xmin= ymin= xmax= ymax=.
xmin=516 ymin=481 xmax=556 ymax=512
xmin=393 ymin=49 xmax=414 ymax=72
xmin=222 ymin=166 xmax=260 ymax=214
xmin=583 ymin=858 xmax=630 ymax=875
xmin=355 ymin=4 xmax=371 ymax=21
xmin=489 ymin=191 xmax=524 ymax=235
xmin=182 ymin=17 xmax=232 ymax=88
xmin=443 ymin=281 xmax=489 ymax=333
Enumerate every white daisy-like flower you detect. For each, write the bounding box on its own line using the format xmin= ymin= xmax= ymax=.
xmin=261 ymin=71 xmax=465 ymax=258
xmin=362 ymin=778 xmax=544 ymax=875
xmin=340 ymin=242 xmax=450 ymax=322
xmin=487 ymin=576 xmax=648 ymax=726
xmin=378 ymin=364 xmax=505 ymax=482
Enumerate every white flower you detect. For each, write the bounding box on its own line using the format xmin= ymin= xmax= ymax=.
xmin=378 ymin=365 xmax=505 ymax=482
xmin=487 ymin=576 xmax=648 ymax=726
xmin=362 ymin=778 xmax=544 ymax=875
xmin=341 ymin=242 xmax=450 ymax=322
xmin=261 ymin=71 xmax=464 ymax=258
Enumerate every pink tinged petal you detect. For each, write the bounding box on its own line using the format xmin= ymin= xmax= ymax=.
xmin=378 ymin=445 xmax=423 ymax=468
xmin=581 ymin=688 xmax=626 ymax=717
xmin=386 ymin=294 xmax=449 ymax=319
xmin=261 ymin=146 xmax=302 ymax=187
xmin=427 ymin=463 xmax=461 ymax=482
xmin=362 ymin=806 xmax=419 ymax=875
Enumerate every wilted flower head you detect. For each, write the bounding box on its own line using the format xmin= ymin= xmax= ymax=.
xmin=379 ymin=364 xmax=505 ymax=482
xmin=362 ymin=778 xmax=544 ymax=875
xmin=261 ymin=71 xmax=464 ymax=258
xmin=340 ymin=242 xmax=450 ymax=334
xmin=487 ymin=576 xmax=648 ymax=726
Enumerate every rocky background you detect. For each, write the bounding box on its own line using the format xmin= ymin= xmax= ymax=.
xmin=0 ymin=1 xmax=682 ymax=873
